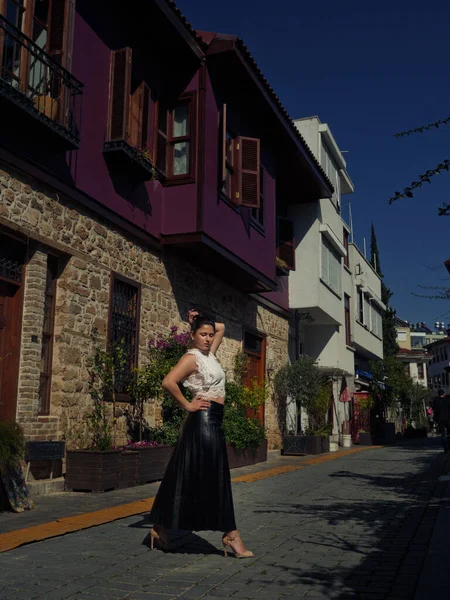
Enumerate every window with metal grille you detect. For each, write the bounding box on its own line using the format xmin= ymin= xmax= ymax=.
xmin=244 ymin=331 xmax=263 ymax=355
xmin=109 ymin=274 xmax=140 ymax=396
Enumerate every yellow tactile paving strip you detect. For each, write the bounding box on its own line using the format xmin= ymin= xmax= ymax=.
xmin=231 ymin=446 xmax=382 ymax=482
xmin=0 ymin=498 xmax=155 ymax=553
xmin=0 ymin=445 xmax=381 ymax=553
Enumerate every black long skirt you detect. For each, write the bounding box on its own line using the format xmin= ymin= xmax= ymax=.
xmin=149 ymin=401 xmax=236 ymax=532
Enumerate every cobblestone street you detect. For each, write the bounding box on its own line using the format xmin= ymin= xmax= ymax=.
xmin=1 ymin=441 xmax=448 ymax=600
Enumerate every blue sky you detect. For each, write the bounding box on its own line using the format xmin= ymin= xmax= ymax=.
xmin=177 ymin=0 xmax=450 ymax=328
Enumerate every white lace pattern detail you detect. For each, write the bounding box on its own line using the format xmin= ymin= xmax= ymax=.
xmin=183 ymin=349 xmax=226 ymax=399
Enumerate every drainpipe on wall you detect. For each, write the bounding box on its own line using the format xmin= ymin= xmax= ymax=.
xmin=196 ymin=59 xmax=207 ymax=232
xmin=294 ymin=309 xmax=301 ymax=360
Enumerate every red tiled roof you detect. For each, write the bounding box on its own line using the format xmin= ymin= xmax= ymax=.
xmin=397 ymin=348 xmax=432 ymax=356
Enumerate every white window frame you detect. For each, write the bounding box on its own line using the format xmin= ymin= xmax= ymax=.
xmin=321 ymin=235 xmax=342 ymax=297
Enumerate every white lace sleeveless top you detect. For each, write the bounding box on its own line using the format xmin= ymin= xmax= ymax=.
xmin=182 ymin=348 xmax=226 ymax=399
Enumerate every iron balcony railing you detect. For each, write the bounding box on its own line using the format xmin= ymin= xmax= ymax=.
xmin=0 ymin=14 xmax=83 ymax=147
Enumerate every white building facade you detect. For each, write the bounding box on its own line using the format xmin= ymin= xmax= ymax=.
xmin=287 ymin=116 xmax=384 ymax=444
xmin=427 ymin=337 xmax=450 ymax=395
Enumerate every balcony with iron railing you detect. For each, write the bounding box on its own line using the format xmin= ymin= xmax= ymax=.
xmin=0 ymin=14 xmax=83 ymax=150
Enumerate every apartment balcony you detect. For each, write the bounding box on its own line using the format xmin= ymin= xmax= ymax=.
xmin=0 ymin=15 xmax=83 ymax=150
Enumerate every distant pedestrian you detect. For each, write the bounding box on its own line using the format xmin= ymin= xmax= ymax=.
xmin=432 ymin=389 xmax=450 ymax=453
xmin=426 ymin=405 xmax=434 ymax=432
xmin=148 ymin=310 xmax=253 ymax=558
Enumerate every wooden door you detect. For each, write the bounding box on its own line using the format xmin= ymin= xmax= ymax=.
xmin=0 ymin=280 xmax=23 ymax=421
xmin=243 ymin=330 xmax=266 ymax=426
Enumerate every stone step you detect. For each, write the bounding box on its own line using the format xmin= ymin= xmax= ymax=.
xmin=27 ymin=477 xmax=65 ymax=498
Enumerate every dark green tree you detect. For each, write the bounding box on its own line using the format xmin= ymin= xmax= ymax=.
xmin=370 ymin=225 xmax=399 ymax=357
xmin=381 ymin=285 xmax=400 ymax=358
xmin=370 ymin=223 xmax=382 ymax=277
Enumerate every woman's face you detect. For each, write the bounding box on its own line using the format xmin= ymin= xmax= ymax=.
xmin=191 ymin=325 xmax=215 ymax=352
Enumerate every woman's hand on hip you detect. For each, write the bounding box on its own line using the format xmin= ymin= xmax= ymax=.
xmin=187 ymin=395 xmax=211 ymax=412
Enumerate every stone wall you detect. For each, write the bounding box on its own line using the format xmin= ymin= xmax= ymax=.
xmin=0 ymin=162 xmax=289 ymax=450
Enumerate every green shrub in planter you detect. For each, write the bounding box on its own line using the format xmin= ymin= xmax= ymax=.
xmin=223 ymin=404 xmax=265 ymax=450
xmin=223 ymin=376 xmax=266 ymax=450
xmin=0 ymin=421 xmax=25 ymax=474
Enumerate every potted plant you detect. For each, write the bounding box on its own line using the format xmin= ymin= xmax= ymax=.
xmin=223 ymin=380 xmax=267 ymax=469
xmin=123 ymin=327 xmax=190 ymax=483
xmin=354 ymin=394 xmax=374 ymax=445
xmin=65 ymin=342 xmax=130 ymax=492
xmin=222 ymin=353 xmax=268 ymax=469
xmin=357 ymin=430 xmax=373 ymax=445
xmin=274 ymin=356 xmax=331 ymax=455
xmin=0 ymin=421 xmax=34 ymax=512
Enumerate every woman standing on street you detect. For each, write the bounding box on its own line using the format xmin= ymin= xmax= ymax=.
xmin=149 ymin=310 xmax=253 ymax=558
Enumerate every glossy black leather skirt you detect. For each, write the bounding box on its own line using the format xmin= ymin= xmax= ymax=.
xmin=149 ymin=401 xmax=236 ymax=532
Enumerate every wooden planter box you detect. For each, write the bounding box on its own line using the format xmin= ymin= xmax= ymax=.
xmin=119 ymin=451 xmax=139 ymax=489
xmin=358 ymin=432 xmax=373 ymax=446
xmin=65 ymin=449 xmax=122 ymax=492
xmin=0 ymin=478 xmax=8 ymax=511
xmin=282 ymin=435 xmax=329 ymax=456
xmin=226 ymin=440 xmax=268 ymax=470
xmin=126 ymin=445 xmax=174 ymax=484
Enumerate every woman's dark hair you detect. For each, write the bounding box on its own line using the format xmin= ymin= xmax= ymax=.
xmin=191 ymin=315 xmax=215 ymax=334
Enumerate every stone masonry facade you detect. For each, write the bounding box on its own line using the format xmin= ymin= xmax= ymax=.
xmin=0 ymin=162 xmax=289 ymax=452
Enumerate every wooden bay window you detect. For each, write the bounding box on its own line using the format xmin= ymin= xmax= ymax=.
xmin=154 ymin=93 xmax=195 ymax=182
xmin=277 ymin=217 xmax=295 ymax=271
xmin=219 ymin=104 xmax=261 ymax=208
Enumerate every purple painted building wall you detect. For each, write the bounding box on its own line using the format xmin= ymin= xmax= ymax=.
xmin=0 ymin=0 xmax=333 ymax=311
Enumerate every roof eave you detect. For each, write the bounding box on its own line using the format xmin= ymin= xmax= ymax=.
xmin=236 ymin=43 xmax=333 ymax=196
xmin=155 ymin=0 xmax=205 ymax=59
xmin=202 ymin=35 xmax=333 ymax=198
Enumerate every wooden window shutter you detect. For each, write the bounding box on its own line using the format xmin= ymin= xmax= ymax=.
xmin=129 ymin=83 xmax=144 ymax=148
xmin=221 ymin=103 xmax=227 ymax=184
xmin=48 ymin=0 xmax=67 ymax=66
xmin=141 ymin=83 xmax=150 ymax=149
xmin=155 ymin=101 xmax=168 ymax=175
xmin=236 ymin=137 xmax=260 ymax=208
xmin=107 ymin=48 xmax=132 ymax=142
xmin=47 ymin=0 xmax=75 ymax=109
xmin=277 ymin=217 xmax=295 ymax=270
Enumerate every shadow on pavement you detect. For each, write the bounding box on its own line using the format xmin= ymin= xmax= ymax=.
xmin=129 ymin=514 xmax=224 ymax=556
xmin=251 ymin=439 xmax=447 ymax=599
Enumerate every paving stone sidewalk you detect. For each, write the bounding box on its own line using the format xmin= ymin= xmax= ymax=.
xmin=0 ymin=451 xmax=306 ymax=535
xmin=0 ymin=440 xmax=448 ymax=600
